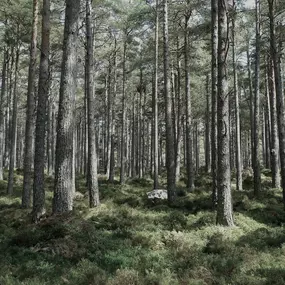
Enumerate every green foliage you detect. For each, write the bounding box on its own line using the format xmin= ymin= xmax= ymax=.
xmin=1 ymin=172 xmax=285 ymax=285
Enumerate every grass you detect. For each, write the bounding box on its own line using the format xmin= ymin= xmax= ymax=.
xmin=0 ymin=170 xmax=285 ymax=285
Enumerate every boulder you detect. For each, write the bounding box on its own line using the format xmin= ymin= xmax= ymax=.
xmin=147 ymin=189 xmax=168 ymax=200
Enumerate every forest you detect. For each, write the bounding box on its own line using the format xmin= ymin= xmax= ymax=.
xmin=1 ymin=0 xmax=285 ymax=284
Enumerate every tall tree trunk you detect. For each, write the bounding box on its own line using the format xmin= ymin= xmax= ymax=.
xmin=268 ymin=55 xmax=280 ymax=188
xmin=185 ymin=13 xmax=194 ymax=191
xmin=163 ymin=0 xmax=176 ymax=201
xmin=205 ymin=74 xmax=211 ymax=173
xmin=108 ymin=40 xmax=117 ymax=183
xmin=53 ymin=0 xmax=80 ymax=213
xmin=153 ymin=0 xmax=159 ymax=189
xmin=32 ymin=0 xmax=50 ymax=222
xmin=120 ymin=38 xmax=127 ymax=184
xmin=216 ymin=0 xmax=234 ymax=227
xmin=247 ymin=47 xmax=254 ymax=170
xmin=268 ymin=0 xmax=285 ymax=205
xmin=211 ymin=0 xmax=218 ymax=206
xmin=22 ymin=0 xmax=39 ymax=208
xmin=0 ymin=49 xmax=8 ymax=181
xmin=253 ymin=0 xmax=261 ymax=196
xmin=7 ymin=44 xmax=19 ymax=195
xmin=7 ymin=45 xmax=19 ymax=195
xmin=232 ymin=11 xmax=242 ymax=191
xmin=85 ymin=0 xmax=99 ymax=207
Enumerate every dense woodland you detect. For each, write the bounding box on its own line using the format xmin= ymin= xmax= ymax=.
xmin=1 ymin=0 xmax=285 ymax=284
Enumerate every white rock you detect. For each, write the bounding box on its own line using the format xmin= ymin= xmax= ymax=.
xmin=147 ymin=189 xmax=168 ymax=200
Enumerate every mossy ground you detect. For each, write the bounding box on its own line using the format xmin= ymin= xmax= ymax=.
xmin=1 ymin=169 xmax=285 ymax=285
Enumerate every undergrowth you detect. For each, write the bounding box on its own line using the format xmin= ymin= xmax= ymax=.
xmin=0 ymin=170 xmax=285 ymax=285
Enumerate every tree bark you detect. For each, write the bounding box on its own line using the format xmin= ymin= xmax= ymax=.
xmin=232 ymin=11 xmax=243 ymax=191
xmin=22 ymin=0 xmax=39 ymax=208
xmin=163 ymin=0 xmax=176 ymax=201
xmin=216 ymin=0 xmax=234 ymax=227
xmin=211 ymin=0 xmax=218 ymax=206
xmin=268 ymin=55 xmax=280 ymax=188
xmin=253 ymin=0 xmax=261 ymax=196
xmin=7 ymin=44 xmax=19 ymax=195
xmin=0 ymin=49 xmax=8 ymax=181
xmin=85 ymin=0 xmax=99 ymax=207
xmin=268 ymin=0 xmax=285 ymax=205
xmin=185 ymin=13 xmax=194 ymax=191
xmin=205 ymin=75 xmax=211 ymax=173
xmin=153 ymin=0 xmax=159 ymax=189
xmin=53 ymin=0 xmax=80 ymax=214
xmin=32 ymin=0 xmax=50 ymax=222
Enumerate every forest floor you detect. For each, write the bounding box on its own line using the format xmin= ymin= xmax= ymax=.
xmin=1 ymin=169 xmax=285 ymax=285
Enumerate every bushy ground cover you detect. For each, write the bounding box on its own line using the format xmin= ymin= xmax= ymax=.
xmin=0 ymin=170 xmax=285 ymax=285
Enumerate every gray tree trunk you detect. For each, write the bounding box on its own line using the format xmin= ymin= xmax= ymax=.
xmin=53 ymin=0 xmax=80 ymax=213
xmin=211 ymin=0 xmax=218 ymax=206
xmin=86 ymin=0 xmax=99 ymax=207
xmin=32 ymin=0 xmax=50 ymax=222
xmin=22 ymin=0 xmax=39 ymax=208
xmin=0 ymin=49 xmax=8 ymax=181
xmin=7 ymin=45 xmax=19 ymax=195
xmin=185 ymin=13 xmax=194 ymax=191
xmin=163 ymin=0 xmax=176 ymax=201
xmin=268 ymin=0 xmax=285 ymax=205
xmin=232 ymin=11 xmax=243 ymax=191
xmin=253 ymin=0 xmax=261 ymax=197
xmin=153 ymin=0 xmax=159 ymax=189
xmin=268 ymin=55 xmax=280 ymax=188
xmin=216 ymin=0 xmax=234 ymax=227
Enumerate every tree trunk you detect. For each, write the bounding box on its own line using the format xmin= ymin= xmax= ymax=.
xmin=22 ymin=0 xmax=39 ymax=208
xmin=268 ymin=0 xmax=285 ymax=205
xmin=153 ymin=0 xmax=159 ymax=189
xmin=232 ymin=12 xmax=243 ymax=191
xmin=253 ymin=0 xmax=261 ymax=196
xmin=205 ymin=74 xmax=211 ymax=173
xmin=216 ymin=0 xmax=234 ymax=227
xmin=53 ymin=0 xmax=80 ymax=213
xmin=85 ymin=0 xmax=99 ymax=207
xmin=185 ymin=13 xmax=194 ymax=191
xmin=120 ymin=38 xmax=127 ymax=184
xmin=7 ymin=45 xmax=19 ymax=195
xmin=163 ymin=0 xmax=176 ymax=201
xmin=211 ymin=0 xmax=218 ymax=206
xmin=268 ymin=55 xmax=280 ymax=188
xmin=0 ymin=49 xmax=8 ymax=181
xmin=32 ymin=0 xmax=50 ymax=222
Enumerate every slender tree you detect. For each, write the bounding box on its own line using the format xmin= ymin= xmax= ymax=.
xmin=32 ymin=0 xmax=50 ymax=222
xmin=7 ymin=44 xmax=20 ymax=195
xmin=86 ymin=0 xmax=99 ymax=207
xmin=268 ymin=0 xmax=285 ymax=205
xmin=211 ymin=0 xmax=218 ymax=205
xmin=22 ymin=0 xmax=39 ymax=208
xmin=163 ymin=0 xmax=176 ymax=201
xmin=232 ymin=5 xmax=242 ymax=191
xmin=216 ymin=0 xmax=234 ymax=226
xmin=153 ymin=0 xmax=159 ymax=189
xmin=253 ymin=0 xmax=261 ymax=196
xmin=0 ymin=49 xmax=8 ymax=181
